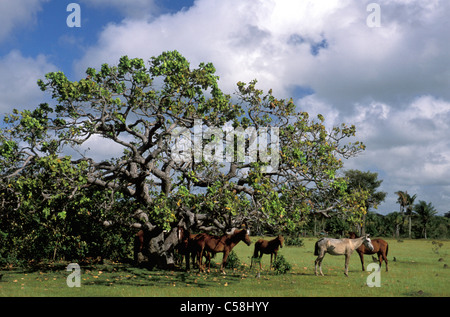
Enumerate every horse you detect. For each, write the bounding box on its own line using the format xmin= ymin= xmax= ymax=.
xmin=348 ymin=232 xmax=389 ymax=272
xmin=133 ymin=230 xmax=145 ymax=264
xmin=314 ymin=234 xmax=374 ymax=276
xmin=251 ymin=235 xmax=284 ymax=270
xmin=195 ymin=228 xmax=252 ymax=274
xmin=135 ymin=230 xmax=145 ymax=252
xmin=176 ymin=226 xmax=205 ymax=271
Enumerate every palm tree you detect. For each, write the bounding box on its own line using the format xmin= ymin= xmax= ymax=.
xmin=395 ymin=191 xmax=408 ymax=237
xmin=395 ymin=191 xmax=417 ymax=238
xmin=414 ymin=201 xmax=437 ymax=239
xmin=406 ymin=193 xmax=417 ymax=238
xmin=395 ymin=191 xmax=407 ymax=213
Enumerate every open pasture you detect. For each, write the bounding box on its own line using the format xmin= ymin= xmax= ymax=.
xmin=0 ymin=237 xmax=448 ymax=297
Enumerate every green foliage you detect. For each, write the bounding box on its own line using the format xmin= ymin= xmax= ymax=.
xmin=272 ymin=254 xmax=291 ymax=275
xmin=0 ymin=50 xmax=374 ymax=265
xmin=284 ymin=235 xmax=304 ymax=247
xmin=224 ymin=251 xmax=241 ymax=269
xmin=0 ymin=183 xmax=134 ymax=265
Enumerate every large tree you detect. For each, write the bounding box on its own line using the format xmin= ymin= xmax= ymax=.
xmin=344 ymin=169 xmax=386 ymax=234
xmin=1 ymin=51 xmax=365 ymax=267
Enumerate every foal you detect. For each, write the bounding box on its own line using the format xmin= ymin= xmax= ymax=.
xmin=251 ymin=235 xmax=284 ymax=270
xmin=314 ymin=234 xmax=374 ymax=277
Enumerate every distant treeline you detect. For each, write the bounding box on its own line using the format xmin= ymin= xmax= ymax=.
xmin=301 ymin=210 xmax=450 ymax=239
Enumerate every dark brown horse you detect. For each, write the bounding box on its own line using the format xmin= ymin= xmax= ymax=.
xmin=348 ymin=232 xmax=389 ymax=272
xmin=133 ymin=230 xmax=145 ymax=264
xmin=195 ymin=228 xmax=252 ymax=273
xmin=135 ymin=230 xmax=145 ymax=252
xmin=176 ymin=226 xmax=206 ymax=271
xmin=251 ymin=235 xmax=284 ymax=270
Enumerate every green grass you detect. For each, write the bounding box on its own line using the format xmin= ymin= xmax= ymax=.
xmin=1 ymin=237 xmax=449 ymax=297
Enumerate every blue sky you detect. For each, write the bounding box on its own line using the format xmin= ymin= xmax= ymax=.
xmin=0 ymin=1 xmax=196 ymax=79
xmin=1 ymin=0 xmax=450 ymax=215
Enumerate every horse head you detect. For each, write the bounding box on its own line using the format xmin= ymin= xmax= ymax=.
xmin=238 ymin=229 xmax=252 ymax=246
xmin=278 ymin=235 xmax=284 ymax=248
xmin=363 ymin=234 xmax=374 ymax=251
xmin=177 ymin=226 xmax=184 ymax=242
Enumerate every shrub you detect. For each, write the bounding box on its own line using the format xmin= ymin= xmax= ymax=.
xmin=272 ymin=254 xmax=291 ymax=274
xmin=225 ymin=251 xmax=241 ymax=269
xmin=284 ymin=235 xmax=304 ymax=247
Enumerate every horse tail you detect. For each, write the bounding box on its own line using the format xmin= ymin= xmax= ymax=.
xmin=253 ymin=240 xmax=261 ymax=258
xmin=385 ymin=242 xmax=389 ymax=256
xmin=314 ymin=238 xmax=325 ymax=256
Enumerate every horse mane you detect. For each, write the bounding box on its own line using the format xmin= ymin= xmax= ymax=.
xmin=227 ymin=227 xmax=249 ymax=236
xmin=227 ymin=228 xmax=237 ymax=235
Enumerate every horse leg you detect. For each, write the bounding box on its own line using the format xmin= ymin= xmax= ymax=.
xmin=270 ymin=253 xmax=273 ymax=269
xmin=381 ymin=251 xmax=388 ymax=272
xmin=206 ymin=252 xmax=212 ymax=273
xmin=185 ymin=252 xmax=190 ymax=271
xmin=250 ymin=250 xmax=257 ymax=269
xmin=319 ymin=256 xmax=324 ymax=276
xmin=358 ymin=251 xmax=365 ymax=271
xmin=191 ymin=251 xmax=197 ymax=269
xmin=377 ymin=252 xmax=383 ymax=271
xmin=344 ymin=254 xmax=350 ymax=277
xmin=315 ymin=253 xmax=325 ymax=276
xmin=314 ymin=257 xmax=319 ymax=276
xmin=197 ymin=248 xmax=204 ymax=272
xmin=221 ymin=250 xmax=230 ymax=274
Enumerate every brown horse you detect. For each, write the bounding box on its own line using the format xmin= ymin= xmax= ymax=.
xmin=251 ymin=235 xmax=284 ymax=270
xmin=176 ymin=226 xmax=206 ymax=271
xmin=135 ymin=230 xmax=145 ymax=252
xmin=133 ymin=230 xmax=145 ymax=264
xmin=195 ymin=228 xmax=252 ymax=273
xmin=348 ymin=232 xmax=389 ymax=272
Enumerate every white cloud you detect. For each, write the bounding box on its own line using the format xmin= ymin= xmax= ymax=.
xmin=0 ymin=50 xmax=57 ymax=114
xmin=74 ymin=0 xmax=450 ymax=104
xmin=0 ymin=0 xmax=48 ymax=43
xmin=71 ymin=0 xmax=450 ymax=213
xmin=343 ymin=95 xmax=450 ymax=213
xmin=65 ymin=134 xmax=127 ymax=163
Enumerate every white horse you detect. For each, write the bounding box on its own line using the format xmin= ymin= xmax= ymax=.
xmin=314 ymin=234 xmax=374 ymax=277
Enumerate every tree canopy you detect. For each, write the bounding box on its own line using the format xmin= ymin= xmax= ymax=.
xmin=0 ymin=51 xmax=367 ymax=266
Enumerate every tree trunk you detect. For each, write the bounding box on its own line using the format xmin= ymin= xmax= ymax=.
xmin=134 ymin=226 xmax=179 ymax=269
xmin=361 ymin=212 xmax=366 ymax=236
xmin=314 ymin=216 xmax=317 ymax=236
xmin=132 ymin=206 xmax=225 ymax=269
xmin=395 ymin=223 xmax=400 ymax=238
xmin=408 ymin=215 xmax=412 ymax=239
xmin=131 ymin=208 xmax=180 ymax=269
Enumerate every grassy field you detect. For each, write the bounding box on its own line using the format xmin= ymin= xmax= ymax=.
xmin=0 ymin=237 xmax=449 ymax=297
